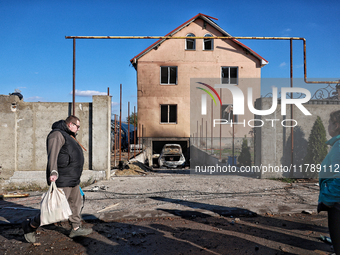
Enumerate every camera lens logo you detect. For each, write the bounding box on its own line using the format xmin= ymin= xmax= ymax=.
xmin=196 ymin=82 xmax=222 ymax=115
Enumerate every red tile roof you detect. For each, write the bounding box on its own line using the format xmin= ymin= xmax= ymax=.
xmin=130 ymin=13 xmax=268 ymax=67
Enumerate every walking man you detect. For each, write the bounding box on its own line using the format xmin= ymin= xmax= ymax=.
xmin=22 ymin=115 xmax=92 ymax=242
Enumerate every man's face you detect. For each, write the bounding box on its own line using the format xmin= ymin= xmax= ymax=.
xmin=68 ymin=120 xmax=80 ymax=134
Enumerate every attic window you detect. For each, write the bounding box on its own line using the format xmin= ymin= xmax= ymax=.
xmin=203 ymin=34 xmax=213 ymax=50
xmin=186 ymin=33 xmax=195 ymax=50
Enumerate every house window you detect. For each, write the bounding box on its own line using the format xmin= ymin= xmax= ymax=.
xmin=161 ymin=66 xmax=177 ymax=85
xmin=186 ymin=33 xmax=195 ymax=50
xmin=161 ymin=105 xmax=177 ymax=123
xmin=221 ymin=104 xmax=238 ymax=123
xmin=221 ymin=67 xmax=238 ymax=84
xmin=203 ymin=34 xmax=213 ymax=50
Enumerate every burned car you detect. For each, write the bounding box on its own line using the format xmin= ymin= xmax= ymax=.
xmin=158 ymin=144 xmax=185 ymax=168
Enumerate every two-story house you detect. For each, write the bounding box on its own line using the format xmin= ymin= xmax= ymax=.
xmin=130 ymin=13 xmax=267 ymax=164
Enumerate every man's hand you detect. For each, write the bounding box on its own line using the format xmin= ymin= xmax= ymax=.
xmin=50 ymin=175 xmax=58 ymax=182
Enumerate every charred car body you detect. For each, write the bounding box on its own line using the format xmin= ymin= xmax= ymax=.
xmin=158 ymin=144 xmax=185 ymax=168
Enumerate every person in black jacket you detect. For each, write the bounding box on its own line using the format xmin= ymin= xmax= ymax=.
xmin=22 ymin=115 xmax=92 ymax=243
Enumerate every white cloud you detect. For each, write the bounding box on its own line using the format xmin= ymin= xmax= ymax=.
xmin=282 ymin=28 xmax=292 ymax=36
xmin=72 ymin=89 xmax=107 ymax=97
xmin=27 ymin=96 xmax=44 ymax=102
xmin=279 ymin=62 xmax=287 ymax=67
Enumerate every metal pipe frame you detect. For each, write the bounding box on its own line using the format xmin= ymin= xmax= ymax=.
xmin=66 ymin=35 xmax=338 ymax=85
xmin=67 ymin=35 xmax=339 ymax=114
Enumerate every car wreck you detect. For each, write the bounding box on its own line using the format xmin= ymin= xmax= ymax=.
xmin=158 ymin=144 xmax=185 ymax=168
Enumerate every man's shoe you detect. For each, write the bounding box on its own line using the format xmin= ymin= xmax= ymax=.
xmin=21 ymin=219 xmax=36 ymax=243
xmin=69 ymin=227 xmax=93 ymax=238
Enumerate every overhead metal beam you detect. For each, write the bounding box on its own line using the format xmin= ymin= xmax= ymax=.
xmin=65 ymin=35 xmax=339 ymax=85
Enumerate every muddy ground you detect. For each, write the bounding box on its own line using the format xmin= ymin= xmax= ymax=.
xmin=0 ymin=152 xmax=333 ymax=254
xmin=0 ymin=212 xmax=334 ymax=255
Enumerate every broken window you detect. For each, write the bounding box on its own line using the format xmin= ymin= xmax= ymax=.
xmin=221 ymin=66 xmax=238 ymax=84
xmin=161 ymin=66 xmax=177 ymax=85
xmin=186 ymin=33 xmax=195 ymax=50
xmin=221 ymin=104 xmax=238 ymax=123
xmin=161 ymin=104 xmax=177 ymax=123
xmin=203 ymin=34 xmax=213 ymax=50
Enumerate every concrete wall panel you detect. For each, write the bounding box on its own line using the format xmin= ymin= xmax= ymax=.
xmin=255 ymin=98 xmax=340 ymax=178
xmin=0 ymin=95 xmax=111 ymax=179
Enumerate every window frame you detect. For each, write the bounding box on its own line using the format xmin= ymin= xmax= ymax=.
xmin=221 ymin=66 xmax=238 ymax=85
xmin=185 ymin=33 xmax=196 ymax=50
xmin=160 ymin=104 xmax=177 ymax=124
xmin=160 ymin=66 xmax=178 ymax=85
xmin=203 ymin=33 xmax=214 ymax=51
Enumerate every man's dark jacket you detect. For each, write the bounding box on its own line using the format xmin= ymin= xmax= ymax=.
xmin=46 ymin=120 xmax=84 ymax=187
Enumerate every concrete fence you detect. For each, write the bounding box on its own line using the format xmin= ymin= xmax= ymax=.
xmin=190 ymin=98 xmax=340 ymax=179
xmin=254 ymin=98 xmax=340 ymax=178
xmin=0 ymin=94 xmax=111 ymax=182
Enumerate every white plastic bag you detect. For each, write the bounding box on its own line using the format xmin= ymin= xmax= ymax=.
xmin=40 ymin=182 xmax=72 ymax=226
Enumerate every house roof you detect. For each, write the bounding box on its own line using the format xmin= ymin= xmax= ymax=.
xmin=130 ymin=13 xmax=268 ymax=68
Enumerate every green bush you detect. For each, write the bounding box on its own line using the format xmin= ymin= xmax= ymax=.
xmin=238 ymin=136 xmax=252 ymax=167
xmin=304 ymin=116 xmax=328 ymax=165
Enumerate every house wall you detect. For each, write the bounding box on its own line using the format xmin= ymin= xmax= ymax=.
xmin=254 ymin=98 xmax=340 ymax=178
xmin=0 ymin=95 xmax=111 ymax=180
xmin=136 ymin=19 xmax=263 ymax=140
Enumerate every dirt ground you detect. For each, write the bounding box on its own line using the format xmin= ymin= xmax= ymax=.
xmin=0 ymin=152 xmax=333 ymax=254
xmin=0 ymin=212 xmax=334 ymax=255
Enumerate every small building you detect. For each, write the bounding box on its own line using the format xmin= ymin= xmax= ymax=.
xmin=130 ymin=13 xmax=267 ymax=165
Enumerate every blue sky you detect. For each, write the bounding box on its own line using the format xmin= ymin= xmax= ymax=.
xmin=1 ymin=0 xmax=339 ymax=118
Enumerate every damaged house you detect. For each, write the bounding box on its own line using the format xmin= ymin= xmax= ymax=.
xmin=130 ymin=13 xmax=267 ymax=166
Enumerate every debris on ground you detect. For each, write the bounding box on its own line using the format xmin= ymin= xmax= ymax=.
xmin=112 ymin=161 xmax=150 ymax=176
xmin=89 ymin=185 xmax=108 ymax=191
xmin=0 ymin=192 xmax=29 ymax=199
xmin=97 ymin=203 xmax=120 ymax=213
xmin=302 ymin=210 xmax=313 ymax=215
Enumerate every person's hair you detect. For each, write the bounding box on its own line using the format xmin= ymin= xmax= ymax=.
xmin=330 ymin=110 xmax=340 ymax=134
xmin=65 ymin=115 xmax=80 ymax=125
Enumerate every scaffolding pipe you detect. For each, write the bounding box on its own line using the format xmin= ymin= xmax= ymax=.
xmin=66 ymin=35 xmax=339 ymax=85
xmin=128 ymin=102 xmax=130 ymax=160
xmin=119 ymin=84 xmax=122 ymax=162
xmin=114 ymin=114 xmax=117 ymax=167
xmin=196 ymin=121 xmax=198 ymax=146
xmin=206 ymin=120 xmax=207 ymax=152
xmin=66 ymin=36 xmax=305 ymax=40
xmin=201 ymin=118 xmax=203 ymax=148
xmin=134 ymin=106 xmax=136 ymax=158
xmin=219 ymin=89 xmax=222 ymax=161
xmin=211 ymin=99 xmax=213 ymax=155
xmin=290 ymin=39 xmax=294 ymax=167
xmin=142 ymin=124 xmax=144 ymax=163
xmin=138 ymin=123 xmax=141 ymax=155
xmin=72 ymin=38 xmax=76 ymax=115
